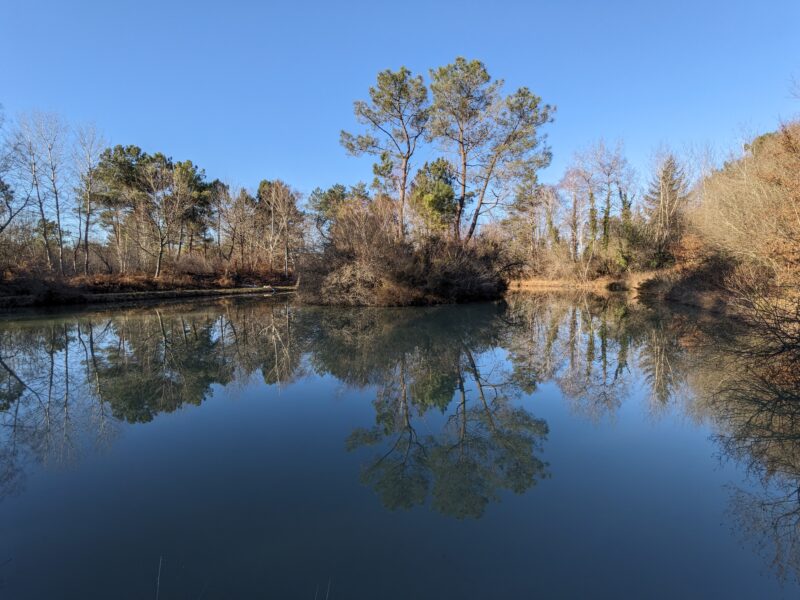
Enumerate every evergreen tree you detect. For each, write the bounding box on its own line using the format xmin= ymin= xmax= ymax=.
xmin=340 ymin=67 xmax=429 ymax=240
xmin=643 ymin=154 xmax=688 ymax=266
xmin=409 ymin=158 xmax=457 ymax=233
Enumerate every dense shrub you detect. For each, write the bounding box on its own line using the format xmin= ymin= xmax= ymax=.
xmin=298 ymin=233 xmax=506 ymax=307
xmin=695 ymin=121 xmax=800 ymax=292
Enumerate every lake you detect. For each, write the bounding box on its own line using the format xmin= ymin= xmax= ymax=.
xmin=0 ymin=295 xmax=798 ymax=599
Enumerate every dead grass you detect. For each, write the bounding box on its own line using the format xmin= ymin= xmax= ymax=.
xmin=509 ymin=270 xmax=667 ymax=296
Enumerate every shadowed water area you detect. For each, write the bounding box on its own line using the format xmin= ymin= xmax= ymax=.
xmin=0 ymin=295 xmax=799 ymax=598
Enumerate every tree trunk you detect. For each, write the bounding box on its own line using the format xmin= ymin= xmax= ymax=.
xmin=398 ymin=156 xmax=408 ymax=240
xmin=83 ymin=192 xmax=91 ymax=275
xmin=51 ymin=176 xmax=65 ymax=276
xmin=570 ymin=193 xmax=579 ymax=261
xmin=456 ymin=142 xmax=467 ymax=241
xmin=32 ymin=163 xmax=54 ymax=271
xmin=465 ymin=156 xmax=498 ymax=243
xmin=114 ymin=215 xmax=126 ymax=274
xmin=602 ymin=189 xmax=611 ymax=250
xmin=154 ymin=243 xmax=164 ymax=279
xmin=283 ymin=239 xmax=289 ymax=279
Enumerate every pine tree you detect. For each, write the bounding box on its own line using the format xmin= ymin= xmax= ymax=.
xmin=409 ymin=158 xmax=457 ymax=233
xmin=643 ymin=154 xmax=688 ymax=266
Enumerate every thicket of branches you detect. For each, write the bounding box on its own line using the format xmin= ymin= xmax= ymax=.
xmin=692 ymin=121 xmax=800 ymax=349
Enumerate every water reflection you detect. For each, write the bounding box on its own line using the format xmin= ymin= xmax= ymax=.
xmin=693 ymin=326 xmax=800 ymax=583
xmin=331 ymin=306 xmax=550 ymax=518
xmin=1 ymin=295 xmax=800 ymax=582
xmin=0 ymin=302 xmax=301 ymax=498
xmin=502 ymin=295 xmax=691 ymax=420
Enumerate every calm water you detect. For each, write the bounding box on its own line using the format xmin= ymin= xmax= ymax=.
xmin=0 ymin=295 xmax=799 ymax=598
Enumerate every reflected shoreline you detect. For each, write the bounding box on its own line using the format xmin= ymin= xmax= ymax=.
xmin=1 ymin=294 xmax=799 ymax=582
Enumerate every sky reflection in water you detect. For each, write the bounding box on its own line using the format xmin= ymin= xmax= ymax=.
xmin=0 ymin=295 xmax=798 ymax=599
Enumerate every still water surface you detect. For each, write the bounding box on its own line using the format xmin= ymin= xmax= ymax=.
xmin=0 ymin=295 xmax=799 ymax=598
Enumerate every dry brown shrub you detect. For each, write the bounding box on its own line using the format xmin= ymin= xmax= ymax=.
xmin=695 ymin=121 xmax=800 ymax=290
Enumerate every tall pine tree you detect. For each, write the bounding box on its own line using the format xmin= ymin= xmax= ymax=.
xmin=643 ymin=154 xmax=688 ymax=266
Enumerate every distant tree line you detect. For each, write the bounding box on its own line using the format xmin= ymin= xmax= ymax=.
xmin=1 ymin=60 xmax=798 ymax=317
xmin=0 ymin=110 xmax=304 ymax=284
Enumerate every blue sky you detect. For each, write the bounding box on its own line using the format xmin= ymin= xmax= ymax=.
xmin=2 ymin=0 xmax=798 ymax=194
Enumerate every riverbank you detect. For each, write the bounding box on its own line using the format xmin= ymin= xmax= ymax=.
xmin=0 ymin=265 xmax=730 ymax=313
xmin=508 ymin=265 xmax=734 ymax=316
xmin=0 ymin=285 xmax=297 ymax=311
xmin=0 ymin=273 xmax=298 ymax=310
xmin=508 ymin=270 xmax=664 ymax=297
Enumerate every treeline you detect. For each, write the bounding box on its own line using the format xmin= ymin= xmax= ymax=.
xmin=500 ymin=122 xmax=800 ymax=301
xmin=1 ymin=58 xmax=798 ymax=314
xmin=298 ymin=57 xmax=706 ymax=303
xmin=506 ymin=119 xmax=800 ymax=352
xmin=0 ymin=111 xmax=304 ymax=286
xmin=0 ymin=57 xmax=556 ymax=303
xmin=302 ymin=57 xmax=799 ymax=315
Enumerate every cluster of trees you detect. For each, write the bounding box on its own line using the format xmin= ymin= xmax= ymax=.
xmin=0 ymin=57 xmax=555 ymax=303
xmin=301 ymin=58 xmax=554 ymax=304
xmin=1 ymin=62 xmax=797 ymax=313
xmin=0 ymin=110 xmax=303 ymax=283
xmin=500 ymin=112 xmax=799 ymax=322
xmin=501 ymin=112 xmax=800 ymax=356
xmin=500 ymin=140 xmax=691 ymax=280
xmin=338 ymin=59 xmax=554 ymax=243
xmin=317 ymin=78 xmax=800 ymax=314
xmin=305 ymin=57 xmax=714 ymax=304
xmin=624 ymin=119 xmax=800 ymax=345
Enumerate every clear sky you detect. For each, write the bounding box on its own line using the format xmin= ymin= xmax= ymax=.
xmin=2 ymin=0 xmax=798 ymax=194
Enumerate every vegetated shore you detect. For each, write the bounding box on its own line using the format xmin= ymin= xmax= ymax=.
xmin=0 ymin=274 xmax=298 ymax=311
xmin=0 ymin=286 xmax=298 ymax=311
xmin=0 ymin=262 xmax=732 ymax=316
xmin=509 ymin=264 xmax=733 ymax=316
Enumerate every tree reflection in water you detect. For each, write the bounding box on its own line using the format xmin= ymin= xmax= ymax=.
xmin=690 ymin=318 xmax=800 ymax=583
xmin=0 ymin=300 xmax=301 ymax=499
xmin=334 ymin=305 xmax=550 ymax=519
xmin=0 ymin=295 xmax=799 ymax=577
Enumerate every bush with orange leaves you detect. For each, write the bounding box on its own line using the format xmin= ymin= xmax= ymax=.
xmin=695 ymin=121 xmax=800 ymax=292
xmin=693 ymin=121 xmax=800 ymax=347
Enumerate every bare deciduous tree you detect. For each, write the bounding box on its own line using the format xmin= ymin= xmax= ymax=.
xmin=10 ymin=114 xmax=54 ymax=271
xmin=35 ymin=113 xmax=70 ymax=275
xmin=73 ymin=124 xmax=105 ymax=275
